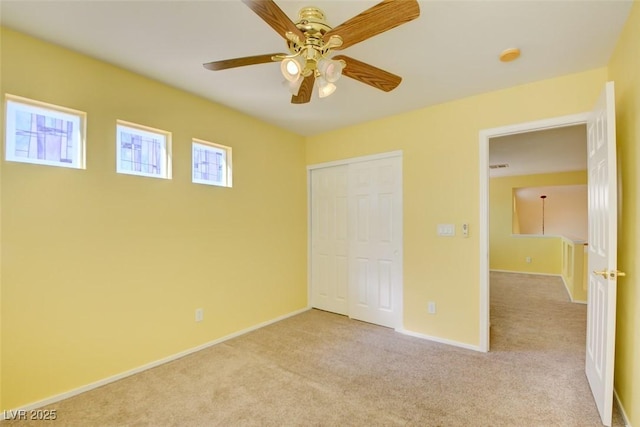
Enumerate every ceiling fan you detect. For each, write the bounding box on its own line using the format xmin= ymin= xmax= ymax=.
xmin=203 ymin=0 xmax=420 ymax=104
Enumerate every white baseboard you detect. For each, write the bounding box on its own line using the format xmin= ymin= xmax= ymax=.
xmin=490 ymin=269 xmax=560 ymax=277
xmin=1 ymin=306 xmax=312 ymax=419
xmin=560 ymin=275 xmax=573 ymax=299
xmin=559 ymin=276 xmax=588 ymax=304
xmin=614 ymin=388 xmax=632 ymax=427
xmin=396 ymin=328 xmax=482 ymax=352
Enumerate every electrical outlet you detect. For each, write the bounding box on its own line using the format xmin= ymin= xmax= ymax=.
xmin=427 ymin=301 xmax=437 ymax=314
xmin=525 ymin=257 xmax=532 ymax=263
xmin=195 ymin=308 xmax=204 ymax=322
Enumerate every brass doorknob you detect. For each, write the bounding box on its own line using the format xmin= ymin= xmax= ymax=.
xmin=593 ymin=269 xmax=626 ymax=279
xmin=594 ymin=270 xmax=609 ymax=278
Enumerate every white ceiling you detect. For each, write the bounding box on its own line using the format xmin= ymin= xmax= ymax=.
xmin=0 ymin=0 xmax=632 ymax=137
xmin=490 ymin=124 xmax=587 ymax=177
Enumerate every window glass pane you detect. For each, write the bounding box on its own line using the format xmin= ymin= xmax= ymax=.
xmin=116 ymin=122 xmax=169 ymax=179
xmin=119 ymin=130 xmax=163 ymax=175
xmin=192 ymin=141 xmax=230 ymax=187
xmin=5 ymin=97 xmax=84 ymax=169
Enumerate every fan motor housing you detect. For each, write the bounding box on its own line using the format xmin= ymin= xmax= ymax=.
xmin=296 ymin=7 xmax=331 ymax=36
xmin=289 ymin=7 xmax=332 ymax=54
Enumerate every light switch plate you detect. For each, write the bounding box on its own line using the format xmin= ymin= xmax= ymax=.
xmin=437 ymin=224 xmax=455 ymax=236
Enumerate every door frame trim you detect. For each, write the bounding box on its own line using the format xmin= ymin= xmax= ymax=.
xmin=307 ymin=150 xmax=404 ymax=329
xmin=307 ymin=150 xmax=403 ymax=171
xmin=478 ymin=113 xmax=589 ymax=352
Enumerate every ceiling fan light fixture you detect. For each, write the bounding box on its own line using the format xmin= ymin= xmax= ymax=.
xmin=280 ymin=57 xmax=303 ymax=82
xmin=205 ymin=0 xmax=421 ymax=104
xmin=283 ymin=76 xmax=304 ymax=96
xmin=317 ymin=76 xmax=337 ymax=98
xmin=317 ymin=58 xmax=345 ymax=83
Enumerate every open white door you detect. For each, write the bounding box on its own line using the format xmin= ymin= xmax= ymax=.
xmin=585 ymin=81 xmax=621 ymax=427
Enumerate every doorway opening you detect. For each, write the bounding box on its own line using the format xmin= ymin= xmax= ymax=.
xmin=478 ymin=112 xmax=590 ymax=352
xmin=480 ymin=82 xmax=620 ymax=425
xmin=489 ymin=124 xmax=589 ymax=304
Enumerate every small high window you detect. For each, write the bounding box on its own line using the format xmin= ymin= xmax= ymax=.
xmin=192 ymin=139 xmax=232 ymax=187
xmin=116 ymin=120 xmax=171 ymax=179
xmin=4 ymin=94 xmax=86 ymax=169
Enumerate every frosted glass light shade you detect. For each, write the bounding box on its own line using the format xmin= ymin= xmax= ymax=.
xmin=317 ymin=58 xmax=344 ymax=83
xmin=281 ymin=58 xmax=303 ymax=82
xmin=283 ymin=76 xmax=304 ymax=96
xmin=317 ymin=77 xmax=337 ymax=98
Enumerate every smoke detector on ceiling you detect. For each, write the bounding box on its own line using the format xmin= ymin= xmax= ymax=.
xmin=499 ymin=48 xmax=521 ymax=62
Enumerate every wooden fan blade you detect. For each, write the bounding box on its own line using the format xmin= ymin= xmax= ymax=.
xmin=291 ymin=74 xmax=315 ymax=104
xmin=203 ymin=53 xmax=282 ymax=71
xmin=324 ymin=0 xmax=420 ymax=50
xmin=242 ymin=0 xmax=305 ymax=41
xmin=334 ymin=55 xmax=402 ymax=92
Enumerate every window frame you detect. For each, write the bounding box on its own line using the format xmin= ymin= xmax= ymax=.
xmin=4 ymin=94 xmax=86 ymax=169
xmin=191 ymin=138 xmax=232 ymax=188
xmin=116 ymin=120 xmax=172 ymax=180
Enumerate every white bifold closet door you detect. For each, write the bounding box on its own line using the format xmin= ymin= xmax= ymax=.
xmin=310 ymin=165 xmax=349 ymax=316
xmin=310 ymin=155 xmax=402 ymax=328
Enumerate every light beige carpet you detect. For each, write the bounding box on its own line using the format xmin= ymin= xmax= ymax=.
xmin=2 ymin=272 xmax=624 ymax=426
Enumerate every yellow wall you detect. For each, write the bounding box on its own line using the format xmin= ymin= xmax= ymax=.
xmin=490 ymin=171 xmax=587 ymax=274
xmin=608 ymin=1 xmax=640 ymax=423
xmin=3 ymin=4 xmax=638 ymax=420
xmin=307 ymin=69 xmax=607 ymax=345
xmin=0 ymin=28 xmax=307 ymax=409
xmin=560 ymin=238 xmax=587 ymax=303
xmin=494 ymin=236 xmax=563 ymax=274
